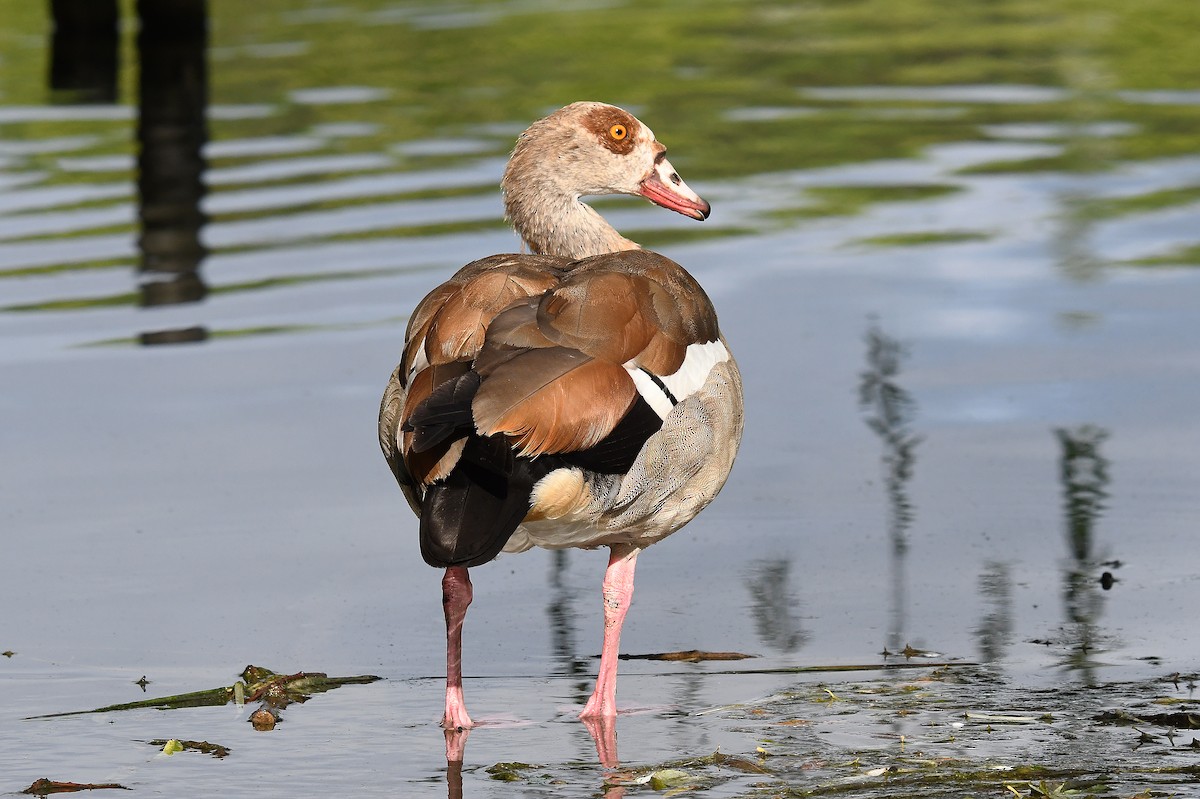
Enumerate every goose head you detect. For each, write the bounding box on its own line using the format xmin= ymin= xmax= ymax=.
xmin=502 ymin=102 xmax=710 ymax=258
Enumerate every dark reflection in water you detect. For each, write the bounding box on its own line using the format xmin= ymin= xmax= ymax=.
xmin=975 ymin=561 xmax=1014 ymax=664
xmin=135 ymin=0 xmax=210 ymax=344
xmin=1055 ymin=191 xmax=1104 ymax=284
xmin=546 ymin=550 xmax=592 ymax=701
xmin=51 ymin=0 xmax=212 ymax=344
xmin=444 ymin=728 xmax=466 ymax=798
xmin=443 ymin=712 xmax=622 ymax=797
xmin=858 ymin=323 xmax=921 ymax=655
xmin=49 ymin=0 xmax=119 ymax=104
xmin=745 ymin=559 xmax=807 ymax=653
xmin=1056 ymin=424 xmax=1113 ymax=680
xmin=43 ymin=0 xmax=213 ymax=338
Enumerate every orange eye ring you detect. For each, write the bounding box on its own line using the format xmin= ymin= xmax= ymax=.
xmin=609 ymin=124 xmax=628 ymax=140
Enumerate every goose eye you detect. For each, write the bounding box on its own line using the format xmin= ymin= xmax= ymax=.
xmin=609 ymin=124 xmax=628 ymax=141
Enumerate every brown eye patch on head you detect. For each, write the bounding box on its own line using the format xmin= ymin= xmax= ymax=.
xmin=582 ymin=107 xmax=640 ymax=155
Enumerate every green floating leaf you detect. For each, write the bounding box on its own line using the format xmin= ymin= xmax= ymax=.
xmin=648 ymin=769 xmax=693 ymax=790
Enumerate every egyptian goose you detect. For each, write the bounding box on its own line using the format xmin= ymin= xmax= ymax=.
xmin=379 ymin=102 xmax=744 ymax=731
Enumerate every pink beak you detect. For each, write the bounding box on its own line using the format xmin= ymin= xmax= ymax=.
xmin=637 ymin=157 xmax=710 ymax=221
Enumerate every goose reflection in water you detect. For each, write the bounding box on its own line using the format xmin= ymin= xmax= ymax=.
xmin=441 ymin=717 xmax=627 ymax=799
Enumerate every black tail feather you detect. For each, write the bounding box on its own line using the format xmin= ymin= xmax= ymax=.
xmin=459 ymin=432 xmax=515 ymax=477
xmin=419 ymin=439 xmax=559 ymax=568
xmin=406 ymin=370 xmax=481 ymax=453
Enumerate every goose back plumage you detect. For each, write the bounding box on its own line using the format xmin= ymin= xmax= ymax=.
xmin=380 ymin=247 xmax=741 ymax=568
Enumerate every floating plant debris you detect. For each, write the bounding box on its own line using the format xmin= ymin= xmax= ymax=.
xmin=21 ymin=779 xmax=128 ymax=795
xmin=618 ymin=650 xmax=757 ymax=662
xmin=148 ymin=739 xmax=230 ymax=758
xmin=27 ymin=665 xmax=381 ymax=727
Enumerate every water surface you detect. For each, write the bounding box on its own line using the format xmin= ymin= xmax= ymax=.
xmin=3 ymin=0 xmax=1200 ymax=796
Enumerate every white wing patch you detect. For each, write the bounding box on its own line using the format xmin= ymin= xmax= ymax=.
xmin=625 ymin=339 xmax=730 ymax=420
xmin=406 ymin=336 xmax=429 ymax=385
xmin=661 ymin=340 xmax=731 ymax=400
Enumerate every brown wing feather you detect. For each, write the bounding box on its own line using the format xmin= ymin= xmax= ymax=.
xmin=538 ymin=271 xmax=658 ymax=364
xmin=470 ymin=297 xmax=558 ymax=375
xmin=473 ymin=348 xmax=637 ymax=457
xmin=538 ymin=250 xmax=718 ymax=372
xmin=400 ymin=282 xmax=457 ymax=386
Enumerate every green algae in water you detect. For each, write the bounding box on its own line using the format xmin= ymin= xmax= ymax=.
xmin=1122 ymin=244 xmax=1200 ymax=269
xmin=1080 ymin=185 xmax=1200 ymax=219
xmin=473 ymin=669 xmax=1200 ymax=797
xmin=485 ymin=762 xmax=538 ymax=782
xmin=852 ymin=230 xmax=993 ymax=248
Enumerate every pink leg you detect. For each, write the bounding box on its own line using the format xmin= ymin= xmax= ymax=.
xmin=580 ymin=544 xmax=640 ymax=719
xmin=442 ymin=567 xmax=474 ymax=730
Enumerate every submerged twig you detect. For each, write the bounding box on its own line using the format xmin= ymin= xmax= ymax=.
xmin=618 ymin=650 xmax=757 ymax=662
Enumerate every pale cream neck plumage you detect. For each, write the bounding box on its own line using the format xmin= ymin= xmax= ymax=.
xmin=500 ymin=102 xmax=662 ymax=260
xmin=503 ymin=186 xmax=639 ymax=260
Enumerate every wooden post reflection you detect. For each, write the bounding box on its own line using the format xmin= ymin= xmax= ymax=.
xmin=49 ymin=0 xmax=119 ymax=104
xmin=859 ymin=323 xmax=921 ymax=655
xmin=1055 ymin=425 xmax=1111 ymax=680
xmin=745 ymin=559 xmax=807 ymax=653
xmin=136 ymin=0 xmax=210 ymax=344
xmin=975 ymin=561 xmax=1013 ymax=663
